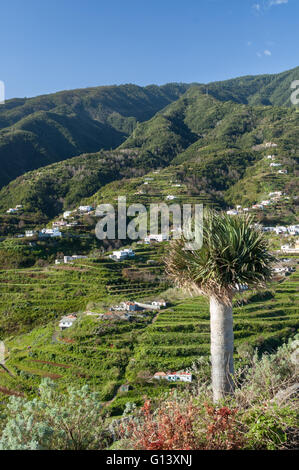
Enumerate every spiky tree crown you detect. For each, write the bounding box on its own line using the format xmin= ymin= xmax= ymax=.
xmin=165 ymin=211 xmax=276 ymax=303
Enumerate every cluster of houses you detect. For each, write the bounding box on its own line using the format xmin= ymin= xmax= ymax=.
xmin=59 ymin=299 xmax=167 ymax=329
xmin=110 ymin=299 xmax=167 ymax=312
xmin=226 ymin=191 xmax=291 ymax=216
xmin=262 ymin=225 xmax=299 ymax=236
xmin=153 ymin=371 xmax=193 ymax=383
xmin=6 ymin=205 xmax=23 ymax=214
xmin=267 ymin=154 xmax=288 ymax=174
xmin=273 ymin=265 xmax=296 ymax=274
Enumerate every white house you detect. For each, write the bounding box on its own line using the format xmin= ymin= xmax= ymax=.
xmin=273 ymin=267 xmax=287 ymax=273
xmin=275 ymin=226 xmax=288 ymax=234
xmin=151 ymin=300 xmax=167 ymax=308
xmin=226 ymin=210 xmax=238 ymax=215
xmin=166 ymin=195 xmax=177 ymax=200
xmin=153 ymin=371 xmax=192 ymax=383
xmin=281 ymin=242 xmax=299 ymax=253
xmin=25 ymin=230 xmax=37 ymax=237
xmin=278 ymin=169 xmax=288 ymax=174
xmin=265 ymin=142 xmax=277 ymax=148
xmin=144 ymin=234 xmax=169 ymax=242
xmin=266 ymin=155 xmax=275 ymax=160
xmin=39 ymin=228 xmax=62 ymax=238
xmin=6 ymin=208 xmax=18 ymax=214
xmin=53 ymin=220 xmax=67 ymax=228
xmin=269 ymin=191 xmax=282 ymax=197
xmin=59 ymin=314 xmax=77 ymax=330
xmin=110 ymin=248 xmax=135 ymax=261
xmin=121 ymin=301 xmax=138 ymax=311
xmin=288 ymin=225 xmax=299 ymax=235
xmin=78 ymin=205 xmax=93 ymax=213
xmin=63 ymin=211 xmax=72 ymax=219
xmin=63 ymin=255 xmax=88 ymax=264
xmin=261 ymin=200 xmax=271 ymax=206
xmin=270 ymin=163 xmax=281 ymax=167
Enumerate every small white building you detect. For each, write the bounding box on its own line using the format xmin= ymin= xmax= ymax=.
xmin=226 ymin=210 xmax=238 ymax=215
xmin=63 ymin=255 xmax=88 ymax=264
xmin=25 ymin=230 xmax=37 ymax=237
xmin=265 ymin=142 xmax=277 ymax=148
xmin=151 ymin=300 xmax=167 ymax=308
xmin=270 ymin=163 xmax=281 ymax=167
xmin=278 ymin=169 xmax=288 ymax=174
xmin=53 ymin=220 xmax=67 ymax=228
xmin=63 ymin=211 xmax=72 ymax=219
xmin=166 ymin=195 xmax=177 ymax=200
xmin=39 ymin=228 xmax=62 ymax=238
xmin=110 ymin=248 xmax=135 ymax=261
xmin=59 ymin=314 xmax=77 ymax=330
xmin=144 ymin=234 xmax=169 ymax=243
xmin=6 ymin=208 xmax=18 ymax=214
xmin=153 ymin=371 xmax=192 ymax=383
xmin=78 ymin=205 xmax=93 ymax=213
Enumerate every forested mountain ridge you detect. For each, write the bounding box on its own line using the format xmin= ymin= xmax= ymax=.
xmin=0 ymin=66 xmax=298 ymax=189
xmin=0 ymin=87 xmax=297 ymax=220
xmin=0 ymin=83 xmax=192 ymax=188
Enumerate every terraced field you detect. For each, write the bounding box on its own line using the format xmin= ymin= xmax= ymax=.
xmin=0 ymin=249 xmax=297 ymax=416
xmin=0 ymin=245 xmax=166 ymax=337
xmin=127 ymin=271 xmax=298 ymax=373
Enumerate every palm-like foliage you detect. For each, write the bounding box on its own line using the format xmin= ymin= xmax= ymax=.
xmin=165 ymin=210 xmax=275 ymax=303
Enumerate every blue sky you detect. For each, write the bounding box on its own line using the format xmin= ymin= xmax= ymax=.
xmin=1 ymin=0 xmax=298 ymax=99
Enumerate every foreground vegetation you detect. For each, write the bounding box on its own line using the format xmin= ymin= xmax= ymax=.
xmin=0 ymin=335 xmax=297 ymax=450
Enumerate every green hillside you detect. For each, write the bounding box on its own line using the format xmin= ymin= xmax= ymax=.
xmin=200 ymin=66 xmax=299 ymax=107
xmin=0 ymin=66 xmax=297 ymax=190
xmin=0 ymin=265 xmax=298 ymax=413
xmin=1 ymin=81 xmax=297 ymax=221
xmin=0 ymin=83 xmax=191 ymax=188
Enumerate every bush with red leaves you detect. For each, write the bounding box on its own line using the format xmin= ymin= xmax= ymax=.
xmin=119 ymin=397 xmax=246 ymax=450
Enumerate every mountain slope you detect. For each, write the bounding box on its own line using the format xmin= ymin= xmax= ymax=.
xmin=0 ymin=83 xmax=191 ymax=188
xmin=0 ymin=88 xmax=297 ymax=220
xmin=120 ymin=85 xmax=299 ymax=164
xmin=202 ymin=66 xmax=299 ymax=107
xmin=0 ymin=66 xmax=298 ymax=189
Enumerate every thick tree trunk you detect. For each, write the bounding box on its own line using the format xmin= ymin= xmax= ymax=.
xmin=210 ymin=295 xmax=234 ymax=402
